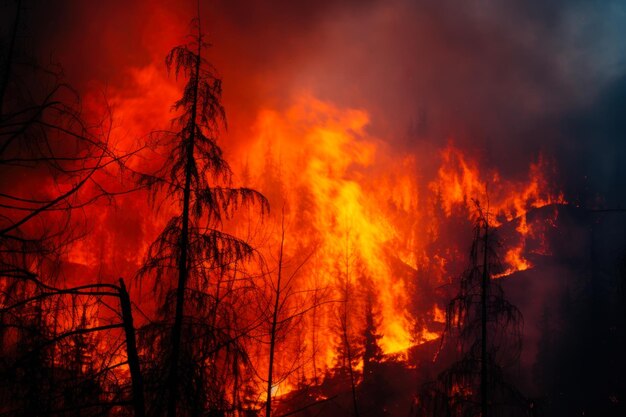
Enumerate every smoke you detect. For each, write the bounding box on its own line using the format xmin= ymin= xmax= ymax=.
xmin=12 ymin=0 xmax=626 ymax=399
xmin=22 ymin=0 xmax=626 ymax=189
xmin=202 ymin=0 xmax=626 ymax=179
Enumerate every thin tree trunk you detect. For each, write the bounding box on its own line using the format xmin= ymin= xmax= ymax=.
xmin=266 ymin=212 xmax=286 ymax=417
xmin=342 ymin=234 xmax=359 ymax=417
xmin=166 ymin=26 xmax=202 ymax=417
xmin=311 ymin=296 xmax=319 ymax=385
xmin=343 ymin=313 xmax=359 ymax=417
xmin=481 ymin=219 xmax=489 ymax=417
xmin=119 ymin=278 xmax=145 ymax=417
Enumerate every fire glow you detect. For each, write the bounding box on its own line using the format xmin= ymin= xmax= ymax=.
xmin=6 ymin=2 xmax=626 ymax=416
xmin=222 ymin=95 xmax=564 ymax=378
xmin=62 ymin=82 xmax=565 ymax=398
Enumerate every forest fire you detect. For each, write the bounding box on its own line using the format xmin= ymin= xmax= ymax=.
xmin=237 ymin=96 xmax=565 ymax=365
xmin=2 ymin=1 xmax=626 ymax=417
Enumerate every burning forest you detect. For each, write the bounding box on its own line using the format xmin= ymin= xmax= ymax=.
xmin=2 ymin=1 xmax=626 ymax=416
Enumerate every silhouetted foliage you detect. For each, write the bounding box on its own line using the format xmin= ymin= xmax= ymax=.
xmin=135 ymin=11 xmax=267 ymax=417
xmin=0 ymin=3 xmax=143 ymax=415
xmin=332 ymin=248 xmax=363 ymax=417
xmin=0 ymin=274 xmax=146 ymax=416
xmin=362 ymin=288 xmax=383 ymax=382
xmin=359 ymin=287 xmax=388 ymax=416
xmin=415 ymin=204 xmax=530 ymax=417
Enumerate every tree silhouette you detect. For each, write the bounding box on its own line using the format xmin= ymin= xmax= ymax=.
xmin=258 ymin=207 xmax=320 ymax=417
xmin=358 ymin=286 xmax=388 ymax=416
xmin=415 ymin=203 xmax=529 ymax=417
xmin=0 ymin=274 xmax=146 ymax=416
xmin=0 ymin=2 xmax=141 ymax=414
xmin=136 ymin=8 xmax=267 ymax=417
xmin=362 ymin=287 xmax=383 ymax=383
xmin=332 ymin=234 xmax=362 ymax=417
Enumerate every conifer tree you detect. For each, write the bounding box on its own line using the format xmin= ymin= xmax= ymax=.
xmin=137 ymin=7 xmax=267 ymax=417
xmin=333 ymin=241 xmax=362 ymax=417
xmin=416 ymin=203 xmax=529 ymax=417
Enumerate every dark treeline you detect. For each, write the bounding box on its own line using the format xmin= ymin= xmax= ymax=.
xmin=2 ymin=2 xmax=626 ymax=417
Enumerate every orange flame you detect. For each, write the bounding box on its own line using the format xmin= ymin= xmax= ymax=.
xmin=60 ymin=91 xmax=564 ymax=397
xmin=429 ymin=145 xmax=565 ymax=277
xmin=231 ymin=96 xmax=565 ymax=388
xmin=245 ymin=96 xmax=413 ymax=357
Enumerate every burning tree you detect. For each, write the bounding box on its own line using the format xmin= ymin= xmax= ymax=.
xmin=136 ymin=10 xmax=267 ymax=417
xmin=415 ymin=203 xmax=530 ymax=417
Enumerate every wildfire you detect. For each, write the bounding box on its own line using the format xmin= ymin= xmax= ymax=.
xmin=51 ymin=85 xmax=565 ymax=398
xmin=244 ymin=96 xmax=413 ymax=357
xmin=494 ymin=246 xmax=533 ymax=279
xmin=1 ymin=2 xmax=610 ymax=414
xmin=430 ymin=145 xmax=565 ymax=279
xmin=230 ymin=95 xmax=564 ymax=388
xmin=431 ymin=145 xmax=565 ymax=227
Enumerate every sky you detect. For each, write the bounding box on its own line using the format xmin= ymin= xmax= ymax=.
xmin=10 ymin=0 xmax=626 ymax=206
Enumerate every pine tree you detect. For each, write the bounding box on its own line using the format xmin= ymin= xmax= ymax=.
xmin=332 ymin=236 xmax=362 ymax=417
xmin=362 ymin=288 xmax=383 ymax=383
xmin=359 ymin=287 xmax=388 ymax=416
xmin=137 ymin=8 xmax=267 ymax=417
xmin=416 ymin=203 xmax=529 ymax=417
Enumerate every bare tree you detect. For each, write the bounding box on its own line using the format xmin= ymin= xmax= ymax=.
xmin=260 ymin=208 xmax=319 ymax=417
xmin=0 ymin=0 xmax=136 ymax=299
xmin=0 ymin=3 xmax=145 ymax=415
xmin=0 ymin=87 xmax=141 ymax=412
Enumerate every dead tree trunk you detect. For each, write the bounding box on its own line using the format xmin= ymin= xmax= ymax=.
xmin=119 ymin=278 xmax=146 ymax=417
xmin=265 ymin=221 xmax=285 ymax=417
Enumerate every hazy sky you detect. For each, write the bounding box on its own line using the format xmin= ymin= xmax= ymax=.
xmin=16 ymin=0 xmax=626 ymax=207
